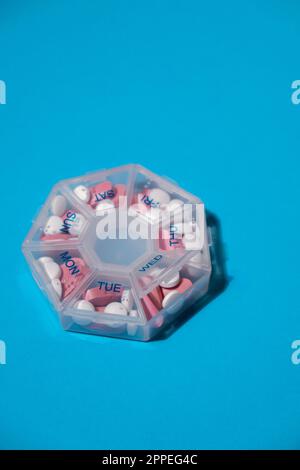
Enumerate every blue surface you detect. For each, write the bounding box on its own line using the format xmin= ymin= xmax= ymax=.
xmin=1 ymin=0 xmax=300 ymax=450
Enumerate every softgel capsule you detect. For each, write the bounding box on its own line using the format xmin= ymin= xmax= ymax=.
xmin=22 ymin=164 xmax=212 ymax=341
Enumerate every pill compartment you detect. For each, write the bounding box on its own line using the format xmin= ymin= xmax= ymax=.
xmin=22 ymin=164 xmax=212 ymax=341
xmin=23 ymin=184 xmax=90 ymax=245
xmin=129 ymin=165 xmax=199 ymax=224
xmin=62 ymin=164 xmax=134 ymax=214
xmin=62 ymin=272 xmax=146 ymax=339
xmin=22 ymin=246 xmax=93 ymax=311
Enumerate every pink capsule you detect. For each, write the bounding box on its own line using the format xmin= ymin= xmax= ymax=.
xmin=112 ymin=184 xmax=127 ymax=208
xmin=95 ymin=306 xmax=106 ymax=313
xmin=84 ymin=286 xmax=122 ymax=307
xmin=141 ymin=295 xmax=159 ymax=320
xmin=40 ymin=233 xmax=71 ymax=241
xmin=72 ymin=257 xmax=89 ymax=277
xmin=89 ymin=181 xmax=114 ymax=208
xmin=60 ymin=258 xmax=88 ymax=299
xmin=148 ymin=286 xmax=163 ymax=309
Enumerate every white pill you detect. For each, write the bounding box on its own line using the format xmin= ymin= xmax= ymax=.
xmin=75 ymin=300 xmax=95 ymax=311
xmin=165 ymin=199 xmax=184 ymax=222
xmin=162 ymin=290 xmax=181 ymax=309
xmin=129 ymin=309 xmax=138 ymax=318
xmin=72 ymin=300 xmax=94 ymax=326
xmin=160 ymin=271 xmax=181 ymax=288
xmin=44 ymin=215 xmax=63 ymax=235
xmin=95 ymin=200 xmax=115 ymax=215
xmin=183 ymin=232 xmax=203 ymax=251
xmin=104 ymin=302 xmax=128 ymax=316
xmin=38 ymin=256 xmax=54 ymax=265
xmin=50 ymin=195 xmax=67 ymax=216
xmin=43 ymin=261 xmax=62 ymax=280
xmin=127 ymin=310 xmax=139 ymax=336
xmin=68 ymin=213 xmax=86 ymax=235
xmin=73 ymin=185 xmax=90 ymax=203
xmin=148 ymin=188 xmax=171 ymax=207
xmin=51 ymin=278 xmax=62 ymax=299
xmin=121 ymin=289 xmax=134 ymax=311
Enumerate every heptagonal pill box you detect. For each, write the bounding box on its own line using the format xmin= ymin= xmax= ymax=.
xmin=22 ymin=164 xmax=212 ymax=341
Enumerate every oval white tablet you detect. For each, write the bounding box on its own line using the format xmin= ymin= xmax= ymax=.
xmin=38 ymin=256 xmax=54 ymax=265
xmin=50 ymin=195 xmax=67 ymax=216
xmin=73 ymin=185 xmax=90 ymax=203
xmin=162 ymin=290 xmax=181 ymax=309
xmin=44 ymin=215 xmax=63 ymax=235
xmin=148 ymin=188 xmax=171 ymax=207
xmin=104 ymin=302 xmax=128 ymax=316
xmin=160 ymin=271 xmax=181 ymax=288
xmin=72 ymin=300 xmax=94 ymax=326
xmin=68 ymin=213 xmax=86 ymax=235
xmin=51 ymin=278 xmax=62 ymax=299
xmin=43 ymin=261 xmax=62 ymax=280
xmin=74 ymin=300 xmax=95 ymax=311
xmin=121 ymin=289 xmax=134 ymax=311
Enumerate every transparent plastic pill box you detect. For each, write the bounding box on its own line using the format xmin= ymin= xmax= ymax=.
xmin=22 ymin=164 xmax=212 ymax=341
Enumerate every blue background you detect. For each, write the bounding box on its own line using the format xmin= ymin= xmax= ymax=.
xmin=0 ymin=0 xmax=300 ymax=450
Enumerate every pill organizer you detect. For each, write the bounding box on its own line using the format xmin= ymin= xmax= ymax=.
xmin=22 ymin=164 xmax=212 ymax=341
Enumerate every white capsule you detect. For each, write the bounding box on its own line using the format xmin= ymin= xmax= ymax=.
xmin=121 ymin=289 xmax=134 ymax=311
xmin=95 ymin=200 xmax=115 ymax=215
xmin=43 ymin=261 xmax=62 ymax=280
xmin=104 ymin=302 xmax=128 ymax=316
xmin=73 ymin=185 xmax=90 ymax=203
xmin=74 ymin=300 xmax=95 ymax=311
xmin=50 ymin=195 xmax=67 ymax=216
xmin=162 ymin=290 xmax=181 ymax=309
xmin=160 ymin=271 xmax=181 ymax=288
xmin=68 ymin=213 xmax=86 ymax=235
xmin=44 ymin=215 xmax=63 ymax=235
xmin=38 ymin=256 xmax=54 ymax=265
xmin=51 ymin=278 xmax=62 ymax=299
xmin=148 ymin=188 xmax=171 ymax=207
